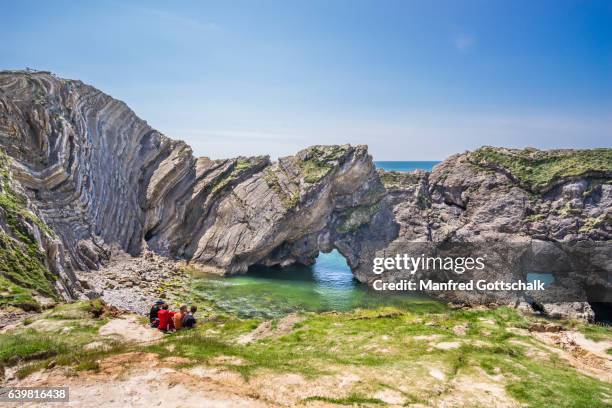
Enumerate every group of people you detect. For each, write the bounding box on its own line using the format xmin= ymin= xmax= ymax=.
xmin=149 ymin=300 xmax=197 ymax=332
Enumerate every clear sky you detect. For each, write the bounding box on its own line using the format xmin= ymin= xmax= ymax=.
xmin=2 ymin=0 xmax=611 ymax=160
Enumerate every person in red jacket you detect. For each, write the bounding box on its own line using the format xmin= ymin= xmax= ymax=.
xmin=157 ymin=303 xmax=175 ymax=332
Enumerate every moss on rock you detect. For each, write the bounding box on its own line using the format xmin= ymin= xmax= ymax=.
xmin=297 ymin=145 xmax=350 ymax=184
xmin=338 ymin=202 xmax=382 ymax=233
xmin=579 ymin=213 xmax=609 ymax=233
xmin=210 ymin=157 xmax=262 ymax=195
xmin=378 ymin=170 xmax=420 ymax=189
xmin=0 ymin=150 xmax=57 ymax=309
xmin=469 ymin=147 xmax=612 ymax=191
xmin=263 ymin=168 xmax=300 ymax=210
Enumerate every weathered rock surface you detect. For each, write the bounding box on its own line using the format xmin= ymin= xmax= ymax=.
xmin=368 ymin=149 xmax=611 ymax=320
xmin=0 ymin=70 xmax=395 ymax=307
xmin=0 ymin=70 xmax=610 ymax=319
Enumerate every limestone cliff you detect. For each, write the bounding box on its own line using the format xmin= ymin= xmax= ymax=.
xmin=0 ymin=70 xmax=610 ymax=319
xmin=368 ymin=148 xmax=611 ymax=320
xmin=0 ymin=70 xmax=396 ymax=309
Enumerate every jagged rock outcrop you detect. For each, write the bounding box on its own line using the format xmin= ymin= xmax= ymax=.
xmin=365 ymin=148 xmax=612 ymax=320
xmin=0 ymin=71 xmax=396 ymax=309
xmin=0 ymin=70 xmax=610 ymax=320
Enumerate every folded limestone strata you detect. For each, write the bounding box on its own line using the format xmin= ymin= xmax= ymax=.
xmin=0 ymin=70 xmax=610 ymax=320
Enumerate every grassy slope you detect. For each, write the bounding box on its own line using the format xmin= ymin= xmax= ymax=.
xmin=3 ymin=300 xmax=611 ymax=407
xmin=468 ymin=147 xmax=612 ymax=191
xmin=0 ymin=151 xmax=57 ymax=310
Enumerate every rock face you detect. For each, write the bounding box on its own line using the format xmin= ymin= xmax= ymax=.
xmin=367 ymin=148 xmax=612 ymax=320
xmin=0 ymin=70 xmax=396 ymax=307
xmin=0 ymin=71 xmax=610 ymax=320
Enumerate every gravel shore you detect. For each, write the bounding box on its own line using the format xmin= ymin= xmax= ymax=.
xmin=76 ymin=250 xmax=189 ymax=314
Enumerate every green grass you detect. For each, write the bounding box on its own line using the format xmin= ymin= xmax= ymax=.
xmin=504 ymin=357 xmax=611 ymax=408
xmin=0 ymin=275 xmax=40 ymax=311
xmin=0 ymin=329 xmax=68 ymax=363
xmin=0 ymin=150 xmax=58 ymax=309
xmin=469 ymin=147 xmax=612 ymax=191
xmin=577 ymin=324 xmax=612 ymax=342
xmin=0 ymin=301 xmax=111 ymax=375
xmin=45 ymin=300 xmax=99 ymax=320
xmin=141 ymin=304 xmax=612 ymax=407
xmin=2 ymin=299 xmax=612 ymax=407
xmin=15 ymin=340 xmax=127 ymax=379
xmin=304 ymin=393 xmax=386 ymax=405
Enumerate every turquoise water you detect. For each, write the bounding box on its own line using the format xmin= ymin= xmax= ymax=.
xmin=375 ymin=161 xmax=439 ymax=172
xmin=192 ymin=251 xmax=438 ymax=319
xmin=526 ymin=273 xmax=555 ymax=288
xmin=191 ymin=161 xmax=441 ymax=318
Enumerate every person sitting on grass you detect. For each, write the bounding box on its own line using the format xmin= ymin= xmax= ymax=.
xmin=182 ymin=305 xmax=197 ymax=328
xmin=149 ymin=300 xmax=164 ymax=328
xmin=173 ymin=305 xmax=188 ymax=330
xmin=157 ymin=303 xmax=175 ymax=332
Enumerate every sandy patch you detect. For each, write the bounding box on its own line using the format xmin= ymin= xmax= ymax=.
xmin=209 ymin=355 xmax=247 ymax=366
xmin=478 ymin=318 xmax=497 ymax=325
xmin=83 ymin=340 xmax=113 ymax=351
xmin=374 ymin=389 xmax=405 ymax=404
xmin=429 ymin=367 xmax=446 ymax=381
xmin=98 ymin=315 xmax=163 ymax=343
xmin=412 ymin=334 xmax=442 ymax=341
xmin=571 ymin=332 xmax=612 ymax=359
xmin=430 ymin=367 xmax=519 ymax=408
xmin=434 ymin=341 xmax=461 ymax=350
xmin=15 ymin=355 xmax=268 ymax=408
xmin=7 ymin=355 xmax=527 ymax=408
xmin=507 ymin=327 xmax=530 ymax=336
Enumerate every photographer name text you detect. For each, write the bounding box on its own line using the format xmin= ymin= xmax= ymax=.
xmin=373 ymin=279 xmax=545 ymax=291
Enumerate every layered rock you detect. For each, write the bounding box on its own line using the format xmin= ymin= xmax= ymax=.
xmin=365 ymin=148 xmax=612 ymax=320
xmin=0 ymin=150 xmax=74 ymax=309
xmin=0 ymin=70 xmax=610 ymax=320
xmin=0 ymin=71 xmax=396 ymax=309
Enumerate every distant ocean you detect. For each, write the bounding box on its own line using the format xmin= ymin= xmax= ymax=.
xmin=374 ymin=161 xmax=440 ymax=172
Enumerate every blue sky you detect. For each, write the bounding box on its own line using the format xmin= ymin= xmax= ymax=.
xmin=2 ymin=0 xmax=611 ymax=159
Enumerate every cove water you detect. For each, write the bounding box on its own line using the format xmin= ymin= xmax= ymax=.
xmin=191 ymin=161 xmax=441 ymax=318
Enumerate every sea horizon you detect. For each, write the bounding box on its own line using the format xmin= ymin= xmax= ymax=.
xmin=374 ymin=160 xmax=440 ymax=172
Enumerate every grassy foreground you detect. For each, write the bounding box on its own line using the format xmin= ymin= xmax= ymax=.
xmin=1 ymin=299 xmax=611 ymax=407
